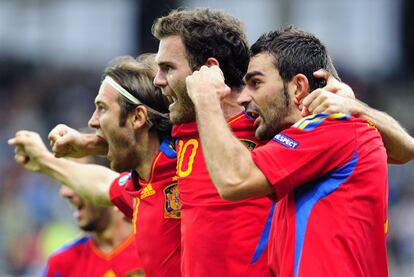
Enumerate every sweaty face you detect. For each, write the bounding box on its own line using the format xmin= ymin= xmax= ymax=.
xmin=240 ymin=53 xmax=292 ymax=140
xmin=154 ymin=35 xmax=195 ymax=124
xmin=88 ymin=82 xmax=139 ymax=172
xmin=59 ymin=186 xmax=111 ymax=232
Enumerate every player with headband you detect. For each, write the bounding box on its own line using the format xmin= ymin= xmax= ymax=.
xmin=10 ymin=54 xmax=181 ymax=277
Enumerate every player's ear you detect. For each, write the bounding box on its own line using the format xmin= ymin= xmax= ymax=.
xmin=131 ymin=105 xmax=148 ymax=129
xmin=205 ymin=57 xmax=219 ymax=67
xmin=292 ymin=74 xmax=310 ymax=109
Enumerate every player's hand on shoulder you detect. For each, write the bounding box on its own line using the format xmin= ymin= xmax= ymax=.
xmin=300 ymin=69 xmax=357 ymax=116
xmin=8 ymin=130 xmax=52 ymax=172
xmin=313 ymin=69 xmax=355 ymax=98
xmin=300 ymin=89 xmax=357 ymax=116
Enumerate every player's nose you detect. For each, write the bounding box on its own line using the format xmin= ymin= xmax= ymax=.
xmin=88 ymin=110 xmax=100 ymax=129
xmin=154 ymin=70 xmax=167 ymax=88
xmin=237 ymin=88 xmax=253 ymax=107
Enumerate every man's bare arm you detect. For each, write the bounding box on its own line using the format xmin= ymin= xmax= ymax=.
xmin=186 ymin=66 xmax=274 ymax=201
xmin=302 ymin=87 xmax=414 ymax=164
xmin=301 ymin=70 xmax=414 ymax=164
xmin=348 ymin=100 xmax=413 ymax=164
xmin=9 ymin=131 xmax=118 ymax=205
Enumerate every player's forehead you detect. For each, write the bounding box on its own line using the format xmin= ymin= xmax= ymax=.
xmin=156 ymin=35 xmax=188 ymax=65
xmin=245 ymin=53 xmax=279 ymax=80
xmin=95 ymin=81 xmax=119 ymax=105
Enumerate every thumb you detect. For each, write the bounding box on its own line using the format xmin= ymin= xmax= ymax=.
xmin=313 ymin=69 xmax=330 ymax=79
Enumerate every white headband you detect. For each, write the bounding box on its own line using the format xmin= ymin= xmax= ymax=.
xmin=103 ymin=76 xmax=169 ymax=118
xmin=104 ymin=76 xmax=142 ymax=105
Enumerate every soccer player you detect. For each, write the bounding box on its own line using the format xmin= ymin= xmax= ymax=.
xmin=186 ymin=26 xmax=396 ymax=276
xmin=9 ymin=54 xmax=181 ymax=277
xmin=43 ymin=156 xmax=144 ymax=277
xmin=152 ymin=9 xmax=273 ymax=276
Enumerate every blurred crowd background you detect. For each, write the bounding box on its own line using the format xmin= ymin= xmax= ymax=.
xmin=1 ymin=0 xmax=413 ymax=276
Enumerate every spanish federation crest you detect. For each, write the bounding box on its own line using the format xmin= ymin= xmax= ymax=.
xmin=163 ymin=183 xmax=181 ymax=219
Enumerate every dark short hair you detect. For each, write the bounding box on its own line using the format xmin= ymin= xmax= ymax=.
xmin=152 ymin=8 xmax=249 ymax=89
xmin=251 ymin=26 xmax=340 ymax=91
xmin=104 ymin=54 xmax=171 ymax=141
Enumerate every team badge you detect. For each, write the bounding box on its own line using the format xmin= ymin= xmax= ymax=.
xmin=240 ymin=139 xmax=257 ymax=151
xmin=273 ymin=133 xmax=299 ymax=149
xmin=118 ymin=174 xmax=131 ymax=186
xmin=163 ymin=183 xmax=181 ymax=219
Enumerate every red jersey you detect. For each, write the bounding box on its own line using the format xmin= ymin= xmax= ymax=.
xmin=173 ymin=112 xmax=273 ymax=277
xmin=252 ymin=113 xmax=389 ymax=277
xmin=43 ymin=234 xmax=143 ymax=277
xmin=110 ymin=137 xmax=181 ymax=277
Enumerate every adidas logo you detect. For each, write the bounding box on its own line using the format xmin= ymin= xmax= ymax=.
xmin=140 ymin=184 xmax=156 ymax=199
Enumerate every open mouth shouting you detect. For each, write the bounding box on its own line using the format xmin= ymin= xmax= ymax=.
xmin=244 ymin=106 xmax=262 ymax=129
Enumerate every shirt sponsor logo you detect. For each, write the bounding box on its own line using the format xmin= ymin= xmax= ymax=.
xmin=164 ymin=183 xmax=181 ymax=219
xmin=273 ymin=133 xmax=299 ymax=149
xmin=118 ymin=174 xmax=131 ymax=186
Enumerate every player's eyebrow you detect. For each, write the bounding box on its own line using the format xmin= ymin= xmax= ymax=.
xmin=244 ymin=71 xmax=264 ymax=83
xmin=157 ymin=61 xmax=174 ymax=68
xmin=94 ymin=99 xmax=106 ymax=108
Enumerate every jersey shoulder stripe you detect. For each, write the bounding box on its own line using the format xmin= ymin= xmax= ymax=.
xmin=293 ymin=113 xmax=350 ymax=131
xmin=159 ymin=136 xmax=177 ymax=158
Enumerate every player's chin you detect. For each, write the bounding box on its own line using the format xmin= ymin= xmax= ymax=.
xmin=170 ymin=107 xmax=195 ymax=125
xmin=107 ymin=151 xmax=124 ymax=171
xmin=169 ymin=112 xmax=179 ymax=124
xmin=255 ymin=124 xmax=275 ymax=141
xmin=170 ymin=113 xmax=185 ymax=125
xmin=75 ymin=214 xmax=86 ymax=227
xmin=110 ymin=160 xmax=130 ymax=173
xmin=79 ymin=221 xmax=95 ymax=232
xmin=110 ymin=161 xmax=122 ymax=172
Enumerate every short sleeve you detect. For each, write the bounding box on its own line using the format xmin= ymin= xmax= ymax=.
xmin=252 ymin=118 xmax=357 ymax=200
xmin=109 ymin=172 xmax=135 ymax=219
